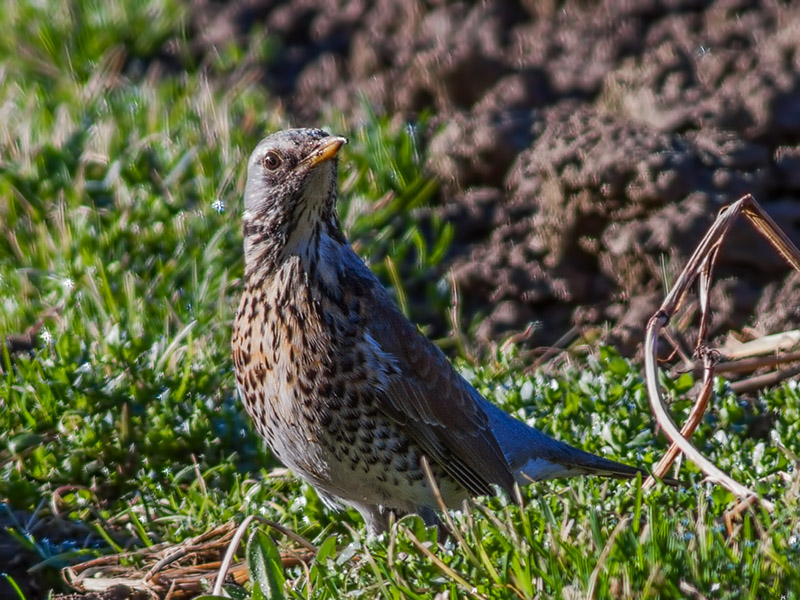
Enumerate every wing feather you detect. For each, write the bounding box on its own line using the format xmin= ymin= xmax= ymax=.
xmin=359 ymin=281 xmax=516 ymax=497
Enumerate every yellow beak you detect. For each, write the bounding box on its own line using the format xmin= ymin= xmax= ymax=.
xmin=303 ymin=136 xmax=347 ymax=168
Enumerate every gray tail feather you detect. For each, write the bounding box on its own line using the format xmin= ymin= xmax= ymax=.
xmin=477 ymin=394 xmax=686 ymax=488
xmin=518 ymin=442 xmax=687 ymax=486
xmin=516 ymin=444 xmax=686 ymax=487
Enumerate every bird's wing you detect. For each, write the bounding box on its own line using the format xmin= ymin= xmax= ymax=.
xmin=356 ymin=277 xmax=516 ymax=498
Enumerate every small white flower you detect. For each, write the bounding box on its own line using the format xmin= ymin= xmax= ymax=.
xmin=63 ymin=278 xmax=75 ymax=291
xmin=752 ymin=442 xmax=765 ymax=473
xmin=40 ymin=329 xmax=53 ymax=344
xmin=212 ymin=199 xmax=225 ymax=213
xmin=520 ymin=380 xmax=534 ymax=401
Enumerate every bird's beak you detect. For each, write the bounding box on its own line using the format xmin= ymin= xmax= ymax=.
xmin=303 ymin=136 xmax=347 ymax=168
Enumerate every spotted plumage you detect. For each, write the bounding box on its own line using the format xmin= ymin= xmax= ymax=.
xmin=232 ymin=128 xmax=670 ymax=534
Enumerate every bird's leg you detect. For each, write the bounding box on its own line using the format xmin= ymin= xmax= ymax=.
xmin=352 ymin=503 xmax=398 ymax=536
xmin=417 ymin=505 xmax=453 ymax=543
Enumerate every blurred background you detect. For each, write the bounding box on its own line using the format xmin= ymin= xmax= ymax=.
xmin=191 ymin=0 xmax=800 ymax=356
xmin=4 ymin=0 xmax=800 ymax=357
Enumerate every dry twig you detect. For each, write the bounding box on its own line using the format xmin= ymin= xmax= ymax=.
xmin=63 ymin=519 xmax=314 ymax=599
xmin=643 ymin=194 xmax=800 ymax=516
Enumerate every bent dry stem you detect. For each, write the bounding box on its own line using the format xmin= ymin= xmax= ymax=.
xmin=643 ymin=194 xmax=800 ymax=519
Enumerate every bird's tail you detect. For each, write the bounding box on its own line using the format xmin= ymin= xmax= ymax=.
xmin=477 ymin=395 xmax=684 ymax=487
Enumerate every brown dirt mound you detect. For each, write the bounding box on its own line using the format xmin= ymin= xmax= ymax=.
xmin=191 ymin=0 xmax=800 ymax=354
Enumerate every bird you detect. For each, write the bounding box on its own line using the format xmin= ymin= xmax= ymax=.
xmin=232 ymin=127 xmax=673 ymax=534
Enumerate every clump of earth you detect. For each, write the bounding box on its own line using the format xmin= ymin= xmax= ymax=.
xmin=193 ymin=0 xmax=800 ymax=356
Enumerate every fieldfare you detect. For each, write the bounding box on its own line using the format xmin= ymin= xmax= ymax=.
xmin=232 ymin=128 xmax=670 ymax=533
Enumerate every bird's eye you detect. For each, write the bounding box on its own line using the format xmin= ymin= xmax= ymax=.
xmin=262 ymin=151 xmax=282 ymax=170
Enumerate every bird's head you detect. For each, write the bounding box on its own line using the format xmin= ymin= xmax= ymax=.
xmin=242 ymin=128 xmax=347 ymax=274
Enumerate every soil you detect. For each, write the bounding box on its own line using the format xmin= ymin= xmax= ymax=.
xmin=190 ymin=0 xmax=800 ymax=355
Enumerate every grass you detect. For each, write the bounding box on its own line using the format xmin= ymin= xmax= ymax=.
xmin=1 ymin=1 xmax=799 ymax=598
